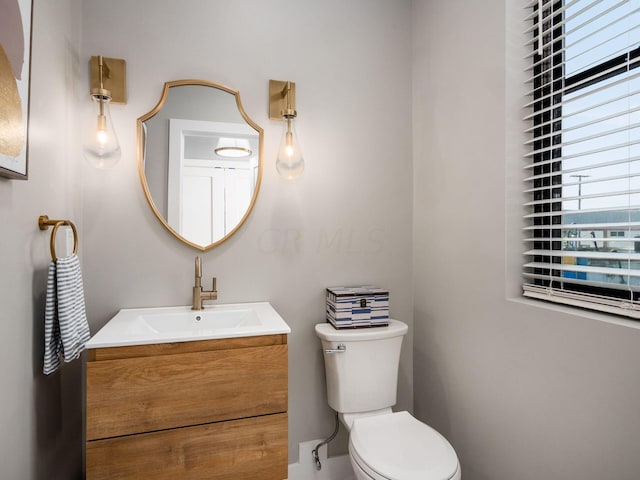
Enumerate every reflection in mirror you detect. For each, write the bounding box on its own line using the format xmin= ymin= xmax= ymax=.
xmin=138 ymin=80 xmax=262 ymax=251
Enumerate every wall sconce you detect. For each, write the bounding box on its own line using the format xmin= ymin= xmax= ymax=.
xmin=82 ymin=56 xmax=126 ymax=169
xmin=215 ymin=137 xmax=252 ymax=158
xmin=269 ymin=80 xmax=304 ymax=179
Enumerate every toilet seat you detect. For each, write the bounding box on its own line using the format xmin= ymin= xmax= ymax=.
xmin=349 ymin=411 xmax=459 ymax=480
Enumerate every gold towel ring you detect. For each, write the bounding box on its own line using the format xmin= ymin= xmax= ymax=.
xmin=38 ymin=215 xmax=79 ymax=262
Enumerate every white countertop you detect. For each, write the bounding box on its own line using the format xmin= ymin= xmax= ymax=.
xmin=86 ymin=301 xmax=291 ymax=349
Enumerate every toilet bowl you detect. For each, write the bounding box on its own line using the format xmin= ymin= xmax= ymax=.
xmin=348 ymin=411 xmax=460 ymax=480
xmin=315 ymin=320 xmax=461 ymax=480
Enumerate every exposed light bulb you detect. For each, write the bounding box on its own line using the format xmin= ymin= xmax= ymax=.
xmin=96 ymin=124 xmax=108 ymax=146
xmin=276 ymin=116 xmax=303 ymax=180
xmin=82 ymin=94 xmax=121 ymax=169
xmin=285 ymin=140 xmax=294 ymax=157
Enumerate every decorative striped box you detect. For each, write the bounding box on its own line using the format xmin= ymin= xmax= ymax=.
xmin=326 ymin=286 xmax=389 ymax=328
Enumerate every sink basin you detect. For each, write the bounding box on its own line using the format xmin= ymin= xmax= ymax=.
xmin=141 ymin=307 xmax=261 ymax=333
xmin=86 ymin=302 xmax=291 ymax=348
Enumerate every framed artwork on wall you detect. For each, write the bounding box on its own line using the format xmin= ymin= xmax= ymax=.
xmin=0 ymin=0 xmax=33 ymax=180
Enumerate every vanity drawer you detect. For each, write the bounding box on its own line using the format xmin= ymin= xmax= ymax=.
xmin=86 ymin=343 xmax=288 ymax=440
xmin=86 ymin=412 xmax=288 ymax=480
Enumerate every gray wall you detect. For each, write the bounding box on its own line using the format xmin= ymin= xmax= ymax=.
xmin=80 ymin=0 xmax=414 ymax=465
xmin=0 ymin=0 xmax=83 ymax=478
xmin=412 ymin=1 xmax=640 ymax=479
xmin=1 ymin=1 xmax=414 ymax=477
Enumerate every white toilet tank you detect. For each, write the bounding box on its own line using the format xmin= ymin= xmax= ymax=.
xmin=315 ymin=319 xmax=408 ymax=414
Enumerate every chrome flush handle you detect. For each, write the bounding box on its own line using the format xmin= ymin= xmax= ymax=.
xmin=324 ymin=344 xmax=346 ymax=354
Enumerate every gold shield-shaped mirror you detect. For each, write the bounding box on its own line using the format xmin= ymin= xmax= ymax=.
xmin=137 ymin=80 xmax=263 ymax=251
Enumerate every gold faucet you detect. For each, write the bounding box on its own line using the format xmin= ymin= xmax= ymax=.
xmin=192 ymin=256 xmax=217 ymax=310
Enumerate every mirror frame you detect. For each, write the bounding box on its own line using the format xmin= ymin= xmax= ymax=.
xmin=137 ymin=79 xmax=263 ymax=251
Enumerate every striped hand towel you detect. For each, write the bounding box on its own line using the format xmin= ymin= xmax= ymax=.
xmin=43 ymin=254 xmax=91 ymax=375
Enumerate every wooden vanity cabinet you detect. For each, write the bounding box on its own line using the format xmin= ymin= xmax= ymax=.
xmin=85 ymin=334 xmax=288 ymax=480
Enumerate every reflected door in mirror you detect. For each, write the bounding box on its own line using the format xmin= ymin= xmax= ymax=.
xmin=167 ymin=118 xmax=258 ymax=246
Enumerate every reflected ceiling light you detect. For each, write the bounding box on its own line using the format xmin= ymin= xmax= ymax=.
xmin=82 ymin=55 xmax=126 ymax=169
xmin=269 ymin=80 xmax=303 ymax=180
xmin=214 ymin=137 xmax=252 ymax=158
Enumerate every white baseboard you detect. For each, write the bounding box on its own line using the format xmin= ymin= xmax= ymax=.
xmin=287 ymin=439 xmax=354 ymax=480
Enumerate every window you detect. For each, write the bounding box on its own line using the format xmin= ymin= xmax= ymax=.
xmin=523 ymin=0 xmax=640 ymax=318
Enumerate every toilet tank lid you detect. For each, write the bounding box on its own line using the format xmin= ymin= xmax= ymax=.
xmin=315 ymin=319 xmax=407 ymax=341
xmin=350 ymin=411 xmax=459 ymax=480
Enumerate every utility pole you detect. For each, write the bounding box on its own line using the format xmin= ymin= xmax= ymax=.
xmin=571 ymin=174 xmax=590 ymax=210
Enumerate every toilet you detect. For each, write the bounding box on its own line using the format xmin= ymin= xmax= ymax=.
xmin=315 ymin=319 xmax=461 ymax=480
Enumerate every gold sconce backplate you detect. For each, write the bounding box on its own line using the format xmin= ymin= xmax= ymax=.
xmin=90 ymin=56 xmax=127 ymax=104
xmin=269 ymin=79 xmax=296 ymax=120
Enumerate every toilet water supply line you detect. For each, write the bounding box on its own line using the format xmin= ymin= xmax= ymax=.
xmin=312 ymin=412 xmax=340 ymax=471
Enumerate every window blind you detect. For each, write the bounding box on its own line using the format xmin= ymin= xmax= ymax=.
xmin=523 ymin=0 xmax=640 ymax=319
